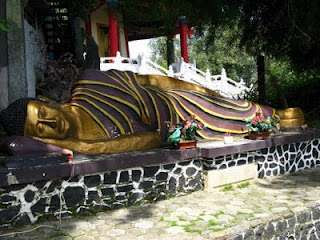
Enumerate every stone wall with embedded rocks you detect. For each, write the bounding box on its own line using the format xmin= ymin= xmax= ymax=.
xmin=0 ymin=160 xmax=202 ymax=226
xmin=228 ymin=204 xmax=320 ymax=240
xmin=203 ymin=138 xmax=320 ymax=178
xmin=1 ymin=137 xmax=320 ymax=227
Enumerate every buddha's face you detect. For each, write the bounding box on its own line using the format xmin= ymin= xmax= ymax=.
xmin=24 ymin=101 xmax=72 ymax=139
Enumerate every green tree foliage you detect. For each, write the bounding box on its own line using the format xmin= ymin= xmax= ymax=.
xmin=149 ymin=25 xmax=256 ymax=84
xmin=236 ymin=0 xmax=320 ymax=71
xmin=0 ymin=19 xmax=8 ymax=32
xmin=126 ymin=0 xmax=320 ymax=72
xmin=149 ymin=37 xmax=180 ymax=68
xmin=189 ymin=25 xmax=256 ymax=83
xmin=266 ymin=58 xmax=320 ymax=110
xmin=121 ymin=0 xmax=203 ymax=34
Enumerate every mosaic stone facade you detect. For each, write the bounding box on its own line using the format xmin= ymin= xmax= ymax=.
xmin=1 ymin=138 xmax=320 ymax=227
xmin=229 ymin=204 xmax=320 ymax=240
xmin=0 ymin=160 xmax=203 ymax=226
xmin=256 ymin=139 xmax=320 ymax=178
xmin=204 ymin=138 xmax=320 ymax=178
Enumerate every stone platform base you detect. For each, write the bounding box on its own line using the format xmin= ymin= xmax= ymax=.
xmin=0 ymin=129 xmax=320 ymax=227
xmin=2 ymin=168 xmax=320 ymax=240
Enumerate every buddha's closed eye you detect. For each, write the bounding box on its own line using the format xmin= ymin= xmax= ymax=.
xmin=38 ymin=107 xmax=47 ymax=118
xmin=38 ymin=119 xmax=57 ymax=129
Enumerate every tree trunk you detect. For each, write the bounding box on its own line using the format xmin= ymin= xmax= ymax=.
xmin=72 ymin=17 xmax=84 ymax=66
xmin=269 ymin=76 xmax=289 ymax=108
xmin=166 ymin=35 xmax=175 ymax=68
xmin=257 ymin=54 xmax=266 ymax=104
xmin=0 ymin=0 xmax=8 ymax=110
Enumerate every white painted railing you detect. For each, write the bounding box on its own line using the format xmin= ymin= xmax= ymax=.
xmin=100 ymin=52 xmax=251 ymax=99
xmin=172 ymin=58 xmax=251 ymax=98
xmin=100 ymin=52 xmax=169 ymax=76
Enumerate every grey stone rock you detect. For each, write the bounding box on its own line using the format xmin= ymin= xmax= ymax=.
xmin=101 ymin=188 xmax=115 ymax=197
xmin=178 ymin=161 xmax=191 ymax=166
xmin=270 ymin=163 xmax=277 ymax=168
xmin=231 ymin=234 xmax=243 ymax=240
xmin=155 ymin=183 xmax=166 ymax=192
xmin=139 ymin=181 xmax=153 ymax=191
xmin=84 ymin=175 xmax=101 ymax=188
xmin=0 ymin=194 xmax=16 ymax=203
xmin=24 ymin=190 xmax=35 ymax=203
xmin=63 ymin=186 xmax=85 ymax=208
xmin=287 ymin=216 xmax=296 ymax=229
xmin=104 ymin=172 xmax=117 ymax=184
xmin=115 ymin=195 xmax=127 ymax=202
xmin=31 ymin=198 xmax=46 ymax=215
xmin=298 ymin=160 xmax=305 ymax=169
xmin=315 ymin=221 xmax=320 ymax=232
xmin=46 ymin=180 xmax=62 ymax=193
xmin=309 ymin=231 xmax=318 ymax=240
xmin=0 ymin=206 xmax=19 ymax=224
xmin=87 ymin=191 xmax=100 ymax=204
xmin=186 ymin=167 xmax=196 ymax=176
xmin=243 ymin=229 xmax=254 ymax=240
xmin=128 ymin=192 xmax=144 ymax=204
xmin=300 ymin=229 xmax=309 ymax=240
xmin=119 ymin=171 xmax=130 ymax=183
xmin=264 ymin=222 xmax=275 ymax=237
xmin=258 ymin=169 xmax=265 ymax=178
xmin=254 ymin=225 xmax=264 ymax=240
xmin=219 ymin=163 xmax=227 ymax=169
xmin=132 ymin=170 xmax=142 ymax=182
xmin=188 ymin=173 xmax=202 ymax=191
xmin=143 ymin=166 xmax=159 ymax=178
xmin=163 ymin=164 xmax=175 ymax=170
xmin=312 ymin=207 xmax=320 ymax=220
xmin=297 ymin=212 xmax=311 ymax=224
xmin=313 ymin=149 xmax=319 ymax=159
xmin=49 ymin=195 xmax=60 ymax=212
xmin=68 ymin=176 xmax=81 ymax=182
xmin=276 ymin=220 xmax=287 ymax=233
xmin=117 ymin=184 xmax=134 ymax=193
xmin=156 ymin=172 xmax=168 ymax=181
xmin=193 ymin=160 xmax=202 ymax=168
xmin=228 ymin=161 xmax=236 ymax=167
xmin=178 ymin=176 xmax=185 ymax=191
xmin=34 ymin=181 xmax=47 ymax=190
xmin=14 ymin=213 xmax=31 ymax=226
xmin=168 ymin=177 xmax=177 ymax=193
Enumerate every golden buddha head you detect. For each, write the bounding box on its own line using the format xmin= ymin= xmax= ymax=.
xmin=0 ymin=99 xmax=72 ymax=139
xmin=24 ymin=100 xmax=72 ymax=139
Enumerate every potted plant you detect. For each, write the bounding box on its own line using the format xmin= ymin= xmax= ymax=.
xmin=245 ymin=111 xmax=279 ymax=140
xmin=166 ymin=116 xmax=204 ymax=149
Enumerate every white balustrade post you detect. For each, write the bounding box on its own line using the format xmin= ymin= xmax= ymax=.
xmin=205 ymin=69 xmax=211 ymax=81
xmin=221 ymin=68 xmax=227 ymax=81
xmin=168 ymin=65 xmax=174 ymax=77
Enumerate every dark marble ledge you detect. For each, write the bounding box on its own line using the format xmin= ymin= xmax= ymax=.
xmin=0 ymin=129 xmax=319 ymax=187
xmin=199 ymin=129 xmax=320 ymax=158
xmin=0 ymin=148 xmax=199 ymax=187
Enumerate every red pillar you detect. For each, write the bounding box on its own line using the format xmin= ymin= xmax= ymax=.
xmin=179 ymin=18 xmax=189 ymax=63
xmin=108 ymin=10 xmax=119 ymax=57
xmin=85 ymin=15 xmax=92 ymax=35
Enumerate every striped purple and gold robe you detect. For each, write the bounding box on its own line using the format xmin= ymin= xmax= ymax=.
xmin=69 ymin=69 xmax=274 ymax=141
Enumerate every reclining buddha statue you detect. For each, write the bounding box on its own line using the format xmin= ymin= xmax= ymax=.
xmin=0 ymin=69 xmax=274 ymax=155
